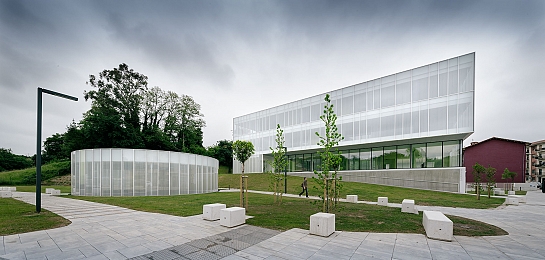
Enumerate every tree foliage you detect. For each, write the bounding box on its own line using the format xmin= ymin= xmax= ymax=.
xmin=472 ymin=162 xmax=485 ymax=200
xmin=268 ymin=124 xmax=288 ymax=204
xmin=232 ymin=140 xmax=255 ymax=174
xmin=0 ymin=148 xmax=33 ymax=172
xmin=313 ymin=94 xmax=344 ymax=212
xmin=207 ymin=140 xmax=233 ymax=170
xmin=502 ymin=168 xmax=517 ymax=191
xmin=40 ymin=63 xmax=208 ymax=159
xmin=485 ymin=165 xmax=497 ymax=198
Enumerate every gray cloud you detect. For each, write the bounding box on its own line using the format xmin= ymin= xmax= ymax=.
xmin=1 ymin=0 xmax=544 ymax=155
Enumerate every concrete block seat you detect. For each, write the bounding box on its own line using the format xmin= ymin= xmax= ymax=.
xmin=203 ymin=203 xmax=226 ymax=220
xmin=508 ymin=195 xmax=526 ymax=203
xmin=423 ymin=210 xmax=453 ymax=241
xmin=0 ymin=191 xmax=12 ymax=198
xmin=506 ymin=197 xmax=519 ymax=205
xmin=46 ymin=188 xmax=55 ymax=194
xmin=0 ymin=187 xmax=16 ymax=191
xmin=378 ymin=197 xmax=388 ymax=206
xmin=346 ymin=195 xmax=358 ymax=203
xmin=494 ymin=188 xmax=505 ymax=196
xmin=51 ymin=189 xmax=61 ymax=196
xmin=508 ymin=191 xmax=515 ymax=195
xmin=402 ymin=199 xmax=418 ymax=214
xmin=310 ymin=212 xmax=335 ymax=237
xmin=220 ymin=207 xmax=246 ymax=227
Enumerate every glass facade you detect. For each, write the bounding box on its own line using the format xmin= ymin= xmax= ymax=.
xmin=283 ymin=140 xmax=461 ymax=172
xmin=233 ymin=53 xmax=474 ymax=173
xmin=71 ymin=149 xmax=218 ymax=196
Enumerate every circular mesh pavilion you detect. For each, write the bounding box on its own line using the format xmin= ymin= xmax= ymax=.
xmin=71 ymin=148 xmax=218 ymax=196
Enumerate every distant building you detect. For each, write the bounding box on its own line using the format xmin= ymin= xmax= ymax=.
xmin=529 ymin=139 xmax=545 ymax=182
xmin=233 ymin=53 xmax=475 ymax=193
xmin=464 ymin=137 xmax=528 ymax=184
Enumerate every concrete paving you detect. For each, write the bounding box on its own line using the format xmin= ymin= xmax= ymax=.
xmin=1 ymin=190 xmax=544 ymax=259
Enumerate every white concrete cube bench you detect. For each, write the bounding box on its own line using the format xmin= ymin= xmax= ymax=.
xmin=378 ymin=197 xmax=388 ymax=206
xmin=220 ymin=207 xmax=246 ymax=227
xmin=310 ymin=212 xmax=335 ymax=237
xmin=402 ymin=199 xmax=418 ymax=214
xmin=508 ymin=191 xmax=515 ymax=195
xmin=203 ymin=203 xmax=226 ymax=220
xmin=423 ymin=211 xmax=453 ymax=241
xmin=0 ymin=191 xmax=12 ymax=198
xmin=46 ymin=188 xmax=55 ymax=194
xmin=506 ymin=197 xmax=519 ymax=205
xmin=508 ymin=195 xmax=526 ymax=203
xmin=1 ymin=187 xmax=16 ymax=191
xmin=346 ymin=195 xmax=358 ymax=203
xmin=51 ymin=189 xmax=61 ymax=196
xmin=494 ymin=188 xmax=504 ymax=196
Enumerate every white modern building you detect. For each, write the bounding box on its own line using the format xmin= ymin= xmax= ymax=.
xmin=71 ymin=148 xmax=218 ymax=196
xmin=233 ymin=53 xmax=475 ymax=193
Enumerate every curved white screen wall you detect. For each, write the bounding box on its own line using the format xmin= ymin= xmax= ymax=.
xmin=71 ymin=149 xmax=219 ymax=196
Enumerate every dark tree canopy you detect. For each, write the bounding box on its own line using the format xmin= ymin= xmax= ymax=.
xmin=43 ymin=63 xmax=208 ymax=159
xmin=0 ymin=148 xmax=33 ymax=172
xmin=208 ymin=140 xmax=233 ymax=169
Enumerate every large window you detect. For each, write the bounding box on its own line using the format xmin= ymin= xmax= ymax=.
xmin=371 ymin=148 xmax=383 ymax=170
xmin=397 ymin=145 xmax=411 ymax=169
xmin=412 ymin=143 xmax=426 ymax=168
xmin=360 ymin=148 xmax=371 ymax=170
xmin=443 ymin=141 xmax=460 ymax=167
xmin=426 ymin=142 xmax=443 ymax=168
xmin=383 ymin=146 xmax=397 ymax=169
xmin=349 ymin=150 xmax=360 ymax=170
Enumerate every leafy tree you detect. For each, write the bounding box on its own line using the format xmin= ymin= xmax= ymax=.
xmin=268 ymin=124 xmax=288 ymax=204
xmin=208 ymin=140 xmax=233 ymax=171
xmin=485 ymin=165 xmax=497 ymax=198
xmin=313 ymin=94 xmax=344 ymax=212
xmin=502 ymin=168 xmax=517 ymax=191
xmin=59 ymin=64 xmax=206 ymax=155
xmin=85 ymin=63 xmax=148 ymax=132
xmin=472 ymin=162 xmax=486 ymax=200
xmin=233 ymin=140 xmax=255 ymax=175
xmin=0 ymin=148 xmax=33 ymax=172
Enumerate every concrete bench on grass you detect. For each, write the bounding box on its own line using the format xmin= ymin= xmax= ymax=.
xmin=1 ymin=187 xmax=16 ymax=191
xmin=378 ymin=197 xmax=388 ymax=206
xmin=220 ymin=207 xmax=245 ymax=227
xmin=310 ymin=212 xmax=335 ymax=237
xmin=508 ymin=191 xmax=515 ymax=195
xmin=506 ymin=197 xmax=519 ymax=205
xmin=202 ymin=203 xmax=226 ymax=220
xmin=46 ymin=188 xmax=55 ymax=194
xmin=51 ymin=189 xmax=61 ymax=196
xmin=402 ymin=199 xmax=418 ymax=214
xmin=423 ymin=210 xmax=453 ymax=241
xmin=508 ymin=195 xmax=526 ymax=203
xmin=0 ymin=191 xmax=12 ymax=198
xmin=346 ymin=195 xmax=358 ymax=203
xmin=494 ymin=188 xmax=504 ymax=196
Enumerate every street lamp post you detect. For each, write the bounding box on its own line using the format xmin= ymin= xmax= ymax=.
xmin=36 ymin=87 xmax=78 ymax=213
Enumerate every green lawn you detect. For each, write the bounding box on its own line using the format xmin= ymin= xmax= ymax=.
xmin=220 ymin=173 xmax=505 ymax=209
xmin=0 ymin=198 xmax=71 ymax=236
xmin=68 ymin=192 xmax=506 ymax=236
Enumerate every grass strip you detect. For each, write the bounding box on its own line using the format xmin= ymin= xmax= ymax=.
xmin=0 ymin=198 xmax=71 ymax=236
xmin=219 ymin=173 xmax=505 ymax=209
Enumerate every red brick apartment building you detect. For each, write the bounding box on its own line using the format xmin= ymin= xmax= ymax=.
xmin=464 ymin=137 xmax=527 ymax=184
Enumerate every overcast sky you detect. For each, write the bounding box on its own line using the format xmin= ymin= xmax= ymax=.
xmin=1 ymin=0 xmax=544 ymax=156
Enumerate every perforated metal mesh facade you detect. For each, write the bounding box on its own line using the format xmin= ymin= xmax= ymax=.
xmin=71 ymin=149 xmax=218 ymax=196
